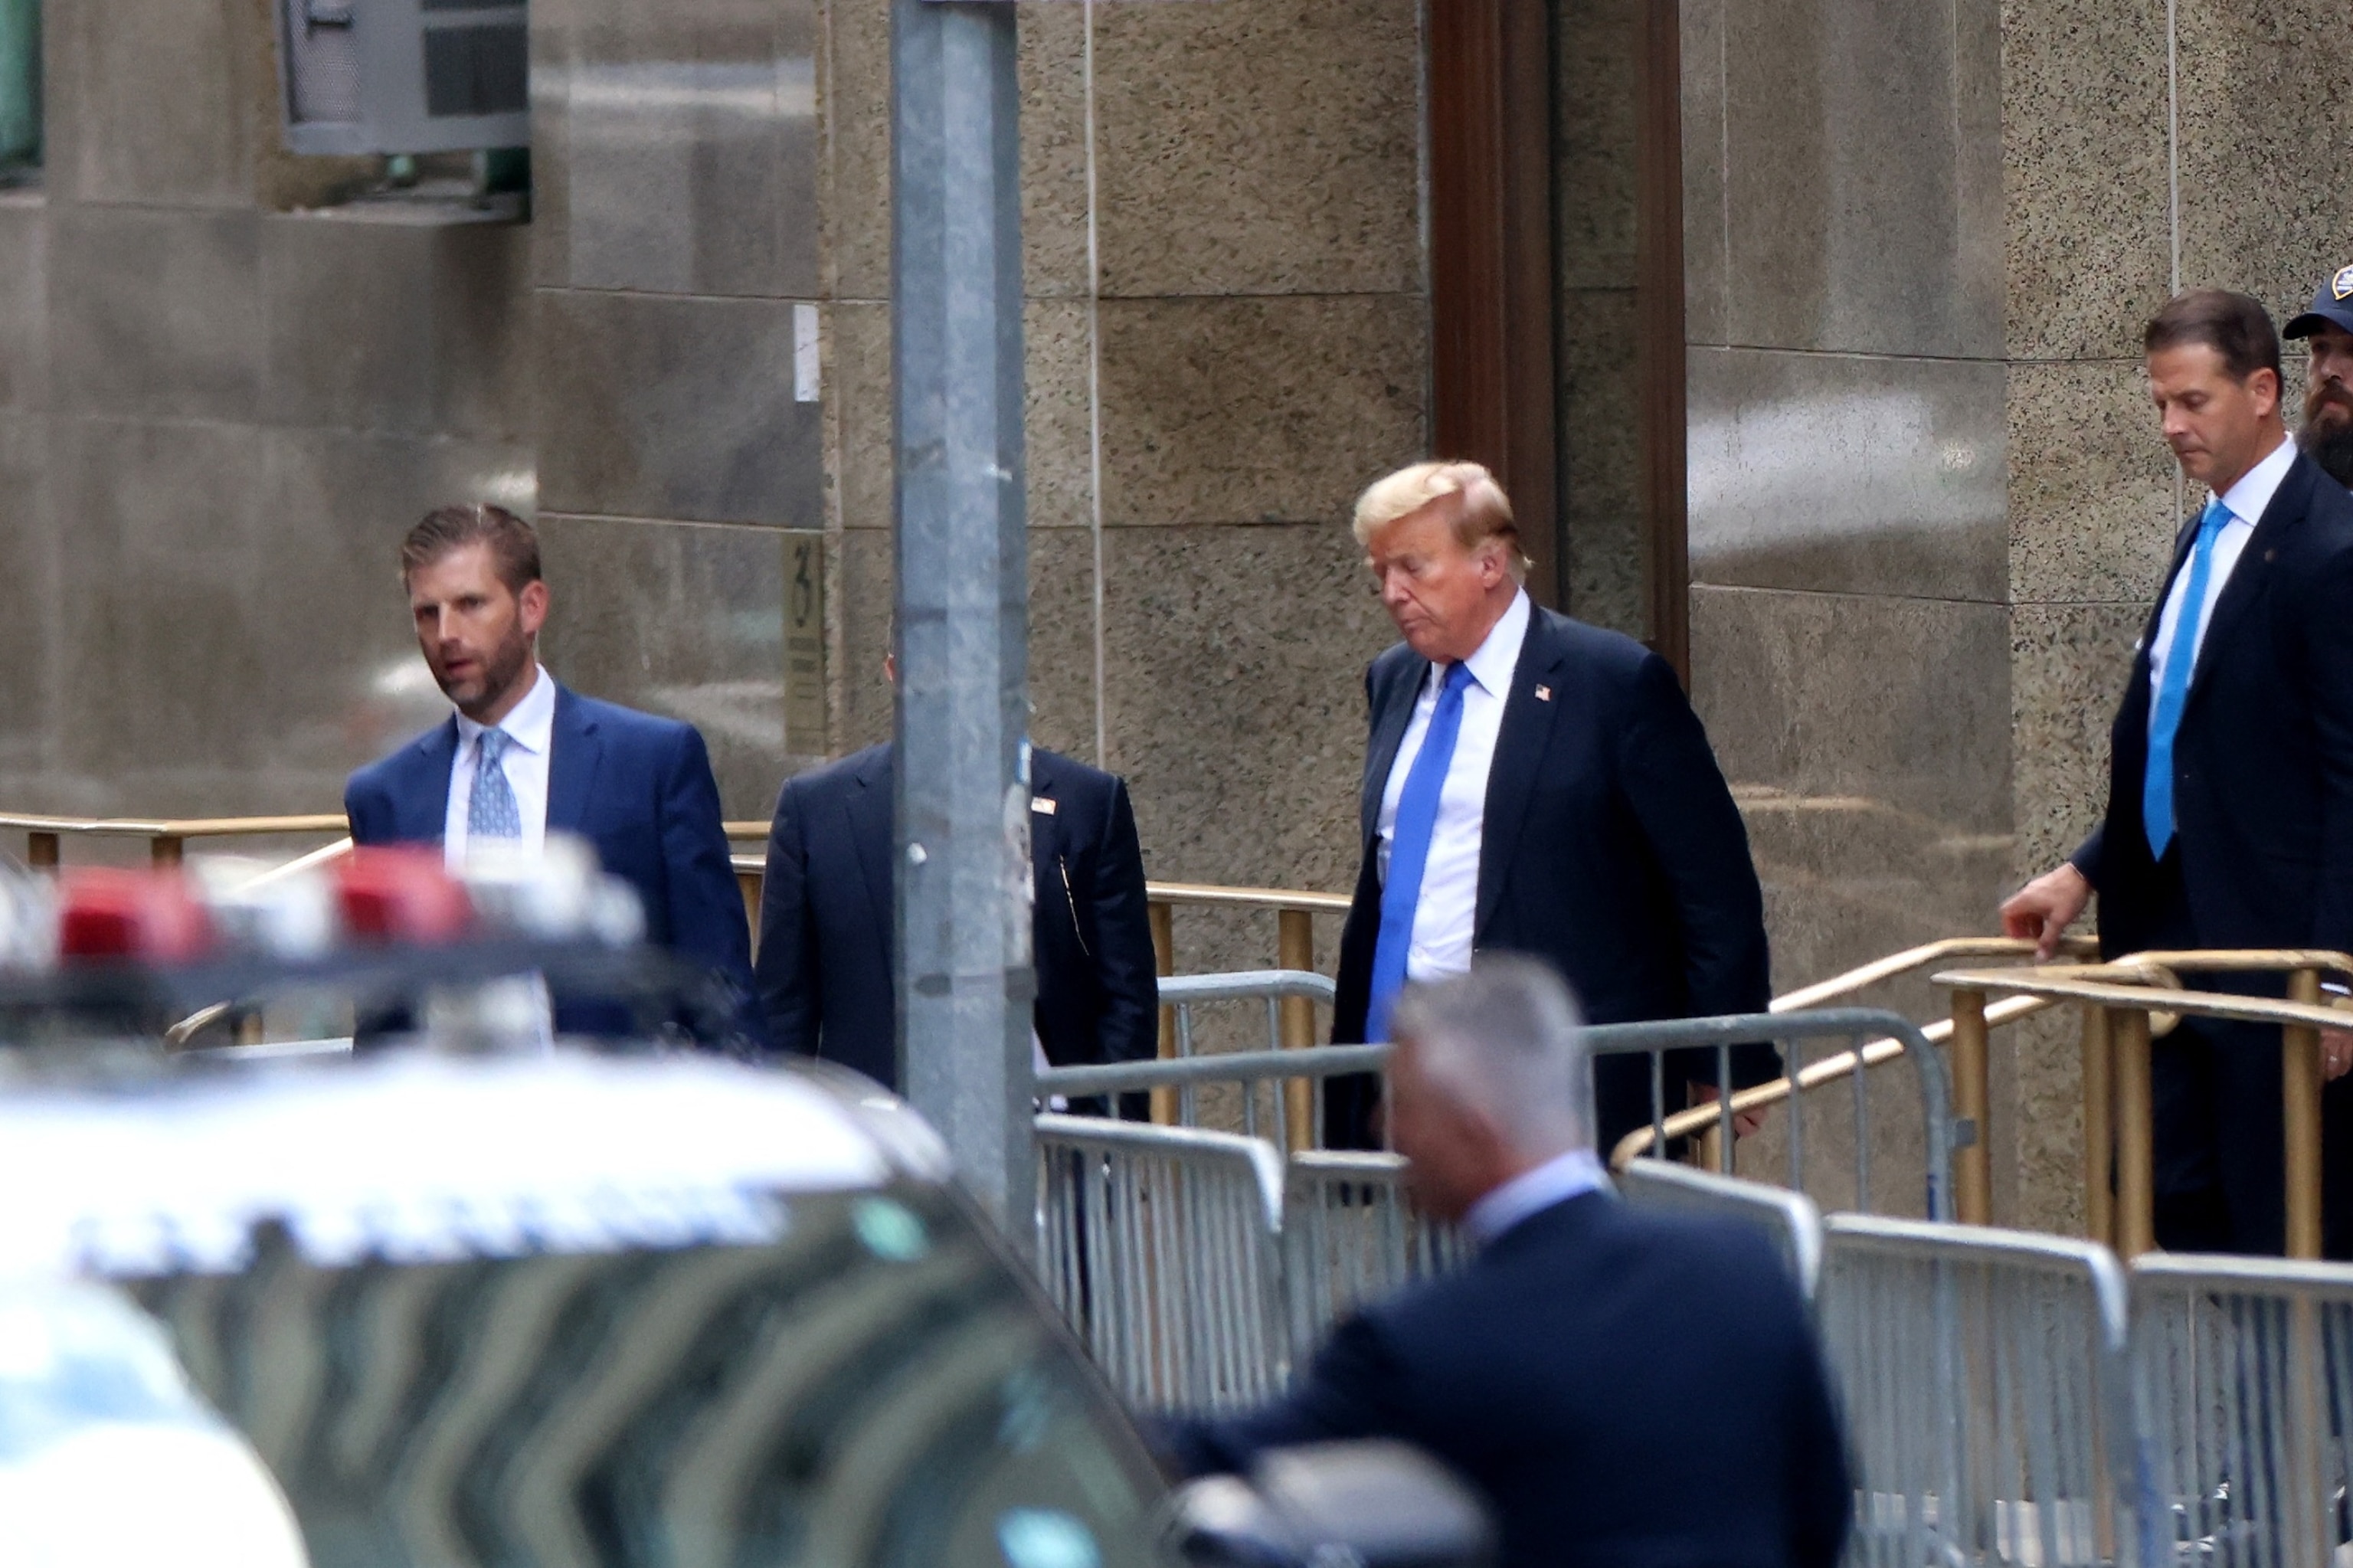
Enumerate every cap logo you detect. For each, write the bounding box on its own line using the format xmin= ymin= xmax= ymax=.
xmin=2332 ymin=265 xmax=2353 ymax=300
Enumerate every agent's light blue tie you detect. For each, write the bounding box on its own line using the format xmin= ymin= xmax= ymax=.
xmin=1368 ymin=661 xmax=1475 ymax=1042
xmin=2144 ymin=497 xmax=2232 ymax=859
xmin=470 ymin=728 xmax=522 ymax=842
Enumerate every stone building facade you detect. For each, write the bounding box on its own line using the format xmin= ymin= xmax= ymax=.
xmin=0 ymin=0 xmax=2342 ymax=1226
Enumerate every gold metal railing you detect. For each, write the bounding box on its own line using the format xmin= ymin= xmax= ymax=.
xmin=1932 ymin=953 xmax=2353 ymax=1261
xmin=0 ymin=813 xmax=351 ymax=869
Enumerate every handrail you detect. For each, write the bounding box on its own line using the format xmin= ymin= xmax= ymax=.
xmin=0 ymin=813 xmax=349 ymax=838
xmin=1930 ymin=967 xmax=2351 ymax=1031
xmin=1605 ymin=991 xmax=2059 ymax=1171
xmin=1769 ymin=935 xmax=2097 ymax=1012
xmin=1936 ymin=952 xmax=2353 ymax=1260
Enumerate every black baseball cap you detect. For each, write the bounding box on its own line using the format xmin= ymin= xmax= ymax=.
xmin=2284 ymin=265 xmax=2353 ymax=339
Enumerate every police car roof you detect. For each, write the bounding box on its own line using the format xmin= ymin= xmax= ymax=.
xmin=0 ymin=1050 xmax=944 ymax=1281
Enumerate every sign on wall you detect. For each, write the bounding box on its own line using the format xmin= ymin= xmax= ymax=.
xmin=784 ymin=532 xmax=827 ymax=755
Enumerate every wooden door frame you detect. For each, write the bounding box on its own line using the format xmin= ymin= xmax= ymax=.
xmin=1425 ymin=0 xmax=1688 ymax=676
xmin=1426 ymin=0 xmax=1558 ymax=605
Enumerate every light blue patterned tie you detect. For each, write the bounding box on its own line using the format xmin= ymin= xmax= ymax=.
xmin=2144 ymin=497 xmax=2232 ymax=859
xmin=1367 ymin=662 xmax=1475 ymax=1042
xmin=469 ymin=728 xmax=522 ymax=842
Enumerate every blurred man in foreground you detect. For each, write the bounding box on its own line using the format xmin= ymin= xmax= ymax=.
xmin=2287 ymin=264 xmax=2353 ymax=488
xmin=1159 ymin=957 xmax=1851 ymax=1568
xmin=345 ymin=505 xmax=755 ymax=1043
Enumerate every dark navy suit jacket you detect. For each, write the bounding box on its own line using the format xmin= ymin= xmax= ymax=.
xmin=752 ymin=742 xmax=1160 ymax=1093
xmin=2067 ymin=449 xmax=2353 ymax=1249
xmin=343 ymin=685 xmax=756 ymax=1042
xmin=1333 ymin=606 xmax=1775 ymax=1149
xmin=1160 ymin=1192 xmax=1852 ymax=1568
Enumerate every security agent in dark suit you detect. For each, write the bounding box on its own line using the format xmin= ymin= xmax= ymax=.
xmin=345 ymin=505 xmax=757 ymax=1043
xmin=1327 ymin=460 xmax=1775 ymax=1153
xmin=2004 ymin=290 xmax=2353 ymax=1255
xmin=754 ymin=736 xmax=1159 ymax=1094
xmin=1160 ymin=957 xmax=1851 ymax=1568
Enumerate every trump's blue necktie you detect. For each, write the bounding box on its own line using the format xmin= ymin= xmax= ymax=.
xmin=470 ymin=728 xmax=522 ymax=842
xmin=1368 ymin=661 xmax=1474 ymax=1042
xmin=2144 ymin=497 xmax=2232 ymax=859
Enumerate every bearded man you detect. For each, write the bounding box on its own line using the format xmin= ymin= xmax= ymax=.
xmin=344 ymin=503 xmax=756 ymax=1043
xmin=2286 ymin=266 xmax=2353 ymax=488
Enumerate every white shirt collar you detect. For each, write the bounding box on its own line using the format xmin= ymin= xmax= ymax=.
xmin=453 ymin=663 xmax=556 ymax=755
xmin=2215 ymin=434 xmax=2296 ymax=529
xmin=1462 ymin=1146 xmax=1612 ymax=1246
xmin=1448 ymin=588 xmax=1531 ymax=699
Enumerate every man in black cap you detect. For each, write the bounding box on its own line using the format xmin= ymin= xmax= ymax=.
xmin=2286 ymin=265 xmax=2353 ymax=487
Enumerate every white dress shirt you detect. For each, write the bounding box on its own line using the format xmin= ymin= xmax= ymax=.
xmin=2146 ymin=434 xmax=2293 ymax=736
xmin=444 ymin=663 xmax=556 ymax=868
xmin=1376 ymin=589 xmax=1531 ymax=984
xmin=1463 ymin=1146 xmax=1613 ymax=1246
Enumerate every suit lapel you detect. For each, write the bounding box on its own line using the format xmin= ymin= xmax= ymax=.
xmin=1029 ymin=755 xmax=1062 ymax=867
xmin=1361 ymin=659 xmax=1430 ymax=845
xmin=2184 ymin=454 xmax=2312 ymax=712
xmin=402 ymin=721 xmax=462 ymax=841
xmin=545 ymin=686 xmax=603 ymax=834
xmin=1474 ymin=611 xmax=1566 ymax=938
xmin=846 ymin=748 xmax=896 ymax=940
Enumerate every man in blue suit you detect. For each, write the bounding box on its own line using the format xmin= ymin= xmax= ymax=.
xmin=754 ymin=734 xmax=1159 ymax=1095
xmin=1327 ymin=460 xmax=1775 ymax=1152
xmin=2004 ymin=290 xmax=2353 ymax=1255
xmin=345 ymin=504 xmax=755 ymax=1043
xmin=1160 ymin=958 xmax=1851 ymax=1568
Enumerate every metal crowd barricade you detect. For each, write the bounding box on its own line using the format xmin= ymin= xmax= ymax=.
xmin=1033 ymin=1112 xmax=1289 ymax=1413
xmin=1615 ymin=1157 xmax=1823 ymax=1301
xmin=1154 ymin=970 xmax=1337 ymax=1150
xmin=1588 ymin=1007 xmax=1960 ymax=1223
xmin=1280 ymin=1151 xmax=1465 ymax=1358
xmin=1818 ymin=1215 xmax=2144 ymax=1568
xmin=2129 ymin=1253 xmax=2353 ymax=1568
xmin=1038 ymin=1037 xmax=1384 ymax=1161
xmin=1041 ymin=1004 xmax=1959 ymax=1221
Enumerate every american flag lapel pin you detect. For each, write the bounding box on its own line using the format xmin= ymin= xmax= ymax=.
xmin=1534 ymin=684 xmax=1553 ymax=702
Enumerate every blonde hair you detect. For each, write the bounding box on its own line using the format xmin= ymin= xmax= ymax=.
xmin=1350 ymin=460 xmax=1529 ymax=580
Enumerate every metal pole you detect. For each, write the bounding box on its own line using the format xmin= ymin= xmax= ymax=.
xmin=1278 ymin=907 xmax=1316 ymax=1151
xmin=2283 ymin=967 xmax=2324 ymax=1260
xmin=1149 ymin=898 xmax=1176 ymax=1125
xmin=1949 ymin=987 xmax=1991 ymax=1224
xmin=2112 ymin=1007 xmax=2155 ymax=1259
xmin=2080 ymin=1003 xmax=2113 ymax=1246
xmin=892 ymin=0 xmax=1033 ymax=1246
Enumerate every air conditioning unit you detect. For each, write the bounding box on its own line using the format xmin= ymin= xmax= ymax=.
xmin=276 ymin=0 xmax=529 ymax=157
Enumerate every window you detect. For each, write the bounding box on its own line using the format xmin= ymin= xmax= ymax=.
xmin=0 ymin=0 xmax=37 ymax=185
xmin=135 ymin=1183 xmax=1170 ymax=1568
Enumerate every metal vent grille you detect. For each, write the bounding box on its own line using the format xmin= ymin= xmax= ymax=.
xmin=283 ymin=3 xmax=363 ymax=125
xmin=421 ymin=22 xmax=527 ymax=119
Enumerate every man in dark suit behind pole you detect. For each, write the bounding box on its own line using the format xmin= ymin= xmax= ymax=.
xmin=1160 ymin=957 xmax=1851 ymax=1568
xmin=344 ymin=505 xmax=757 ymax=1043
xmin=1327 ymin=460 xmax=1775 ymax=1152
xmin=2003 ymin=290 xmax=2353 ymax=1256
xmin=754 ymin=721 xmax=1159 ymax=1096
